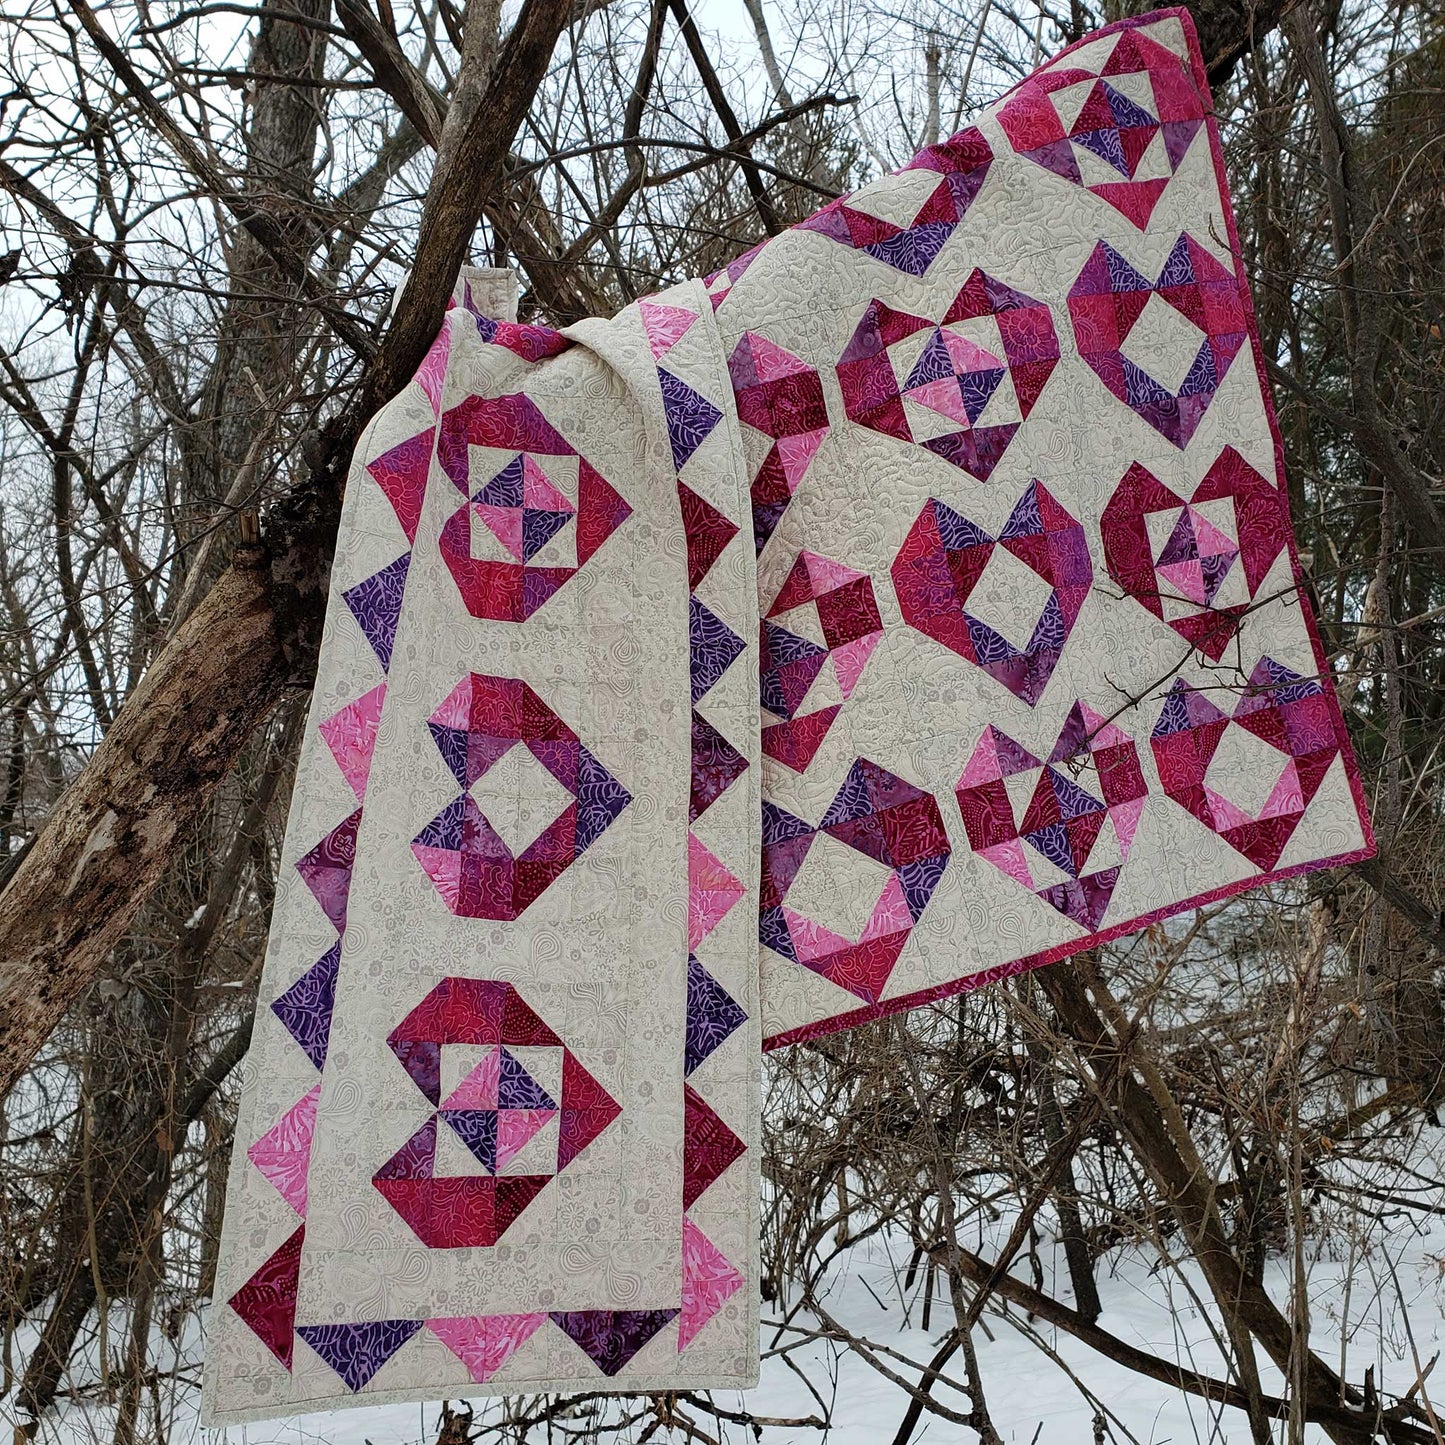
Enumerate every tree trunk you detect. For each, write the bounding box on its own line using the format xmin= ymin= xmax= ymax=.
xmin=0 ymin=0 xmax=577 ymax=1099
xmin=0 ymin=556 xmax=283 ymax=1101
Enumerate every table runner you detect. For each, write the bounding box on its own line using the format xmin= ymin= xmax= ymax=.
xmin=205 ymin=7 xmax=1374 ymax=1421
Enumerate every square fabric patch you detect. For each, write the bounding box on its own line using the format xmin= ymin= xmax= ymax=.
xmin=206 ymin=7 xmax=1371 ymax=1421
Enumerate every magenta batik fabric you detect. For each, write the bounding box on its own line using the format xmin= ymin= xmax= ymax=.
xmin=206 ymin=8 xmax=1373 ymax=1421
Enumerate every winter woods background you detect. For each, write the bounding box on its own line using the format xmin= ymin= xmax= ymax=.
xmin=0 ymin=0 xmax=1443 ymax=1439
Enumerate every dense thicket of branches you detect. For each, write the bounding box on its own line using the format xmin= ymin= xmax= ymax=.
xmin=1 ymin=0 xmax=1443 ymax=1439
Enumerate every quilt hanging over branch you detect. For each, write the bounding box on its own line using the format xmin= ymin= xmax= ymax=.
xmin=206 ymin=9 xmax=1374 ymax=1420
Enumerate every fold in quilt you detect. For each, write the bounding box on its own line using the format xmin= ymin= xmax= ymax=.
xmin=205 ymin=8 xmax=1374 ymax=1421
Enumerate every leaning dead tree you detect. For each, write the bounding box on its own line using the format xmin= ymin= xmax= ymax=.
xmin=3 ymin=0 xmax=1445 ymax=1438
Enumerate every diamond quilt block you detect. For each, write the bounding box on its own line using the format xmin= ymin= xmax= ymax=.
xmin=760 ymin=759 xmax=951 ymax=1002
xmin=437 ymin=394 xmax=631 ymax=622
xmin=1101 ymin=447 xmax=1291 ymax=660
xmin=838 ymin=271 xmax=1059 ymax=481
xmin=956 ymin=701 xmax=1148 ymax=931
xmin=892 ymin=481 xmax=1092 ymax=706
xmin=1069 ymin=233 xmax=1247 ymax=448
xmin=410 ymin=673 xmax=630 ymax=919
xmin=413 ymin=674 xmax=631 ymax=920
xmin=438 ymin=1045 xmax=558 ymax=1172
xmin=473 ymin=454 xmax=575 ymax=563
xmin=1151 ymin=657 xmax=1343 ymax=871
xmin=997 ymin=27 xmax=1206 ymax=227
xmin=375 ymin=979 xmax=621 ymax=1249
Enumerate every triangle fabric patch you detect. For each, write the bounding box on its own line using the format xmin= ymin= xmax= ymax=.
xmin=343 ymin=553 xmax=411 ymax=674
xmin=679 ymin=1217 xmax=745 ymax=1351
xmin=659 ymin=369 xmax=723 ymax=471
xmin=688 ymin=834 xmax=745 ymax=950
xmin=678 ymin=481 xmax=741 ymax=589
xmin=639 ymin=300 xmax=699 ymax=358
xmin=366 ymin=430 xmax=432 ymax=545
xmin=271 ymin=943 xmax=341 ymax=1071
xmin=295 ymin=1319 xmax=424 ymax=1392
xmin=318 ymin=684 xmax=386 ymax=802
xmin=549 ymin=1310 xmax=679 ymax=1376
xmin=685 ymin=955 xmax=748 ymax=1076
xmin=295 ymin=809 xmax=361 ymax=934
xmin=246 ymin=1084 xmax=321 ymax=1217
xmin=428 ymin=1314 xmax=547 ymax=1383
xmin=228 ymin=1225 xmax=305 ymax=1370
xmin=689 ymin=598 xmax=746 ymax=703
xmin=683 ymin=1083 xmax=747 ymax=1209
xmin=690 ymin=710 xmax=748 ymax=822
xmin=414 ymin=317 xmax=451 ymax=415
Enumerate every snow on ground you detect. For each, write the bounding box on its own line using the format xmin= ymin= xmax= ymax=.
xmin=10 ymin=1196 xmax=1445 ymax=1445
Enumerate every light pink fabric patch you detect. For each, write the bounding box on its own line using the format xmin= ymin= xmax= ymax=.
xmin=246 ymin=1084 xmax=321 ymax=1217
xmin=688 ymin=834 xmax=744 ymax=950
xmin=428 ymin=1314 xmax=548 ymax=1382
xmin=318 ymin=684 xmax=386 ymax=802
xmin=679 ymin=1218 xmax=743 ymax=1351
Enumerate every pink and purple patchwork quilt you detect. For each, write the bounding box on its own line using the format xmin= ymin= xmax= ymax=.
xmin=205 ymin=9 xmax=1374 ymax=1420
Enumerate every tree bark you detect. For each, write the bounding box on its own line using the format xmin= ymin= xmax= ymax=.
xmin=0 ymin=0 xmax=577 ymax=1100
xmin=0 ymin=554 xmax=282 ymax=1100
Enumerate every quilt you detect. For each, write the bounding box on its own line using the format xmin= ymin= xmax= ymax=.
xmin=205 ymin=8 xmax=1374 ymax=1421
